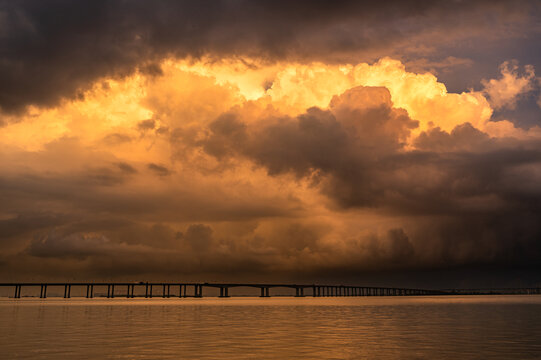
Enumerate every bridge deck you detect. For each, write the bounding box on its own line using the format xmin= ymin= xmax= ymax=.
xmin=1 ymin=283 xmax=539 ymax=299
xmin=0 ymin=282 xmax=452 ymax=299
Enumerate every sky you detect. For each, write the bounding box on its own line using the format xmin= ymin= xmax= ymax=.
xmin=1 ymin=0 xmax=541 ymax=287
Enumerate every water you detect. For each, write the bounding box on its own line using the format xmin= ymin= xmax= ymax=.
xmin=1 ymin=296 xmax=540 ymax=359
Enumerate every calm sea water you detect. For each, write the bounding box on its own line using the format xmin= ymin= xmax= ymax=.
xmin=1 ymin=295 xmax=540 ymax=359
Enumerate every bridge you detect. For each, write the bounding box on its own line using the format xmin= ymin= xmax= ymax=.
xmin=0 ymin=282 xmax=449 ymax=299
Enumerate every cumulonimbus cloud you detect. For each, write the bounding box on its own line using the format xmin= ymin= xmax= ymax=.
xmin=1 ymin=39 xmax=541 ymax=285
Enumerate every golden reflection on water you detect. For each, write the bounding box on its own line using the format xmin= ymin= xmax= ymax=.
xmin=1 ymin=296 xmax=541 ymax=359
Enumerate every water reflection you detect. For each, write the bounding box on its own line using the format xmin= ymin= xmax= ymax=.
xmin=1 ymin=296 xmax=540 ymax=359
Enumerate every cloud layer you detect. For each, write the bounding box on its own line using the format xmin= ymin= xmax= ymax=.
xmin=0 ymin=0 xmax=538 ymax=114
xmin=1 ymin=1 xmax=541 ymax=287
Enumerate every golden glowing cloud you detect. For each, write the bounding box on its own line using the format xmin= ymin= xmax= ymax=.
xmin=2 ymin=56 xmax=533 ymax=157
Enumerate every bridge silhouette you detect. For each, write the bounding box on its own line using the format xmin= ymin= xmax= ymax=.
xmin=1 ymin=282 xmax=451 ymax=299
xmin=2 ymin=282 xmax=539 ymax=299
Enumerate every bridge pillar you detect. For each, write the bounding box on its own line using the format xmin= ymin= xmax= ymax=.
xmin=162 ymin=285 xmax=166 ymax=298
xmin=195 ymin=284 xmax=203 ymax=297
xmin=220 ymin=287 xmax=230 ymax=298
xmin=145 ymin=283 xmax=148 ymax=298
xmin=260 ymin=287 xmax=270 ymax=297
xmin=313 ymin=286 xmax=316 ymax=297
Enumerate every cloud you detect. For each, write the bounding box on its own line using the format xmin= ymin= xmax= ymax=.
xmin=178 ymin=224 xmax=214 ymax=253
xmin=482 ymin=61 xmax=536 ymax=110
xmin=28 ymin=230 xmax=119 ymax=259
xmin=1 ymin=53 xmax=541 ymax=285
xmin=137 ymin=119 xmax=156 ymax=131
xmin=193 ymin=84 xmax=541 ymax=275
xmin=0 ymin=0 xmax=536 ymax=114
xmin=147 ymin=163 xmax=171 ymax=177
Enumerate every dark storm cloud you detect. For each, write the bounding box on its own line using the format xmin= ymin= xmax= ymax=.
xmin=0 ymin=170 xmax=290 ymax=224
xmin=203 ymin=86 xmax=418 ymax=206
xmin=147 ymin=163 xmax=171 ymax=176
xmin=0 ymin=213 xmax=71 ymax=241
xmin=115 ymin=162 xmax=138 ymax=174
xmin=199 ymin=85 xmax=541 ymax=270
xmin=0 ymin=0 xmax=536 ymax=113
xmin=137 ymin=119 xmax=156 ymax=131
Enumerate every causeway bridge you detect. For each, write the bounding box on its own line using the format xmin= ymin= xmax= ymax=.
xmin=0 ymin=282 xmax=449 ymax=299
